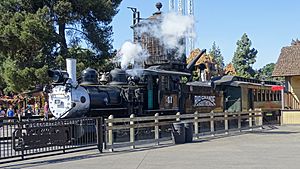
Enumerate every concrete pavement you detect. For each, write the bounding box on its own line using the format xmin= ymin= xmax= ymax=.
xmin=1 ymin=125 xmax=300 ymax=169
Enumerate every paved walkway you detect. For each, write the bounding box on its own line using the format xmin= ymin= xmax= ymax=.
xmin=1 ymin=125 xmax=300 ymax=169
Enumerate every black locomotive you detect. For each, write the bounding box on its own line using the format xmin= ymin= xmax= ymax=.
xmin=47 ymin=51 xmax=282 ymax=121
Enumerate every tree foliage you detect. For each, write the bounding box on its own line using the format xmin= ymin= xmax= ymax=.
xmin=209 ymin=41 xmax=224 ymax=76
xmin=255 ymin=63 xmax=275 ymax=81
xmin=232 ymin=33 xmax=257 ymax=78
xmin=0 ymin=0 xmax=122 ymax=93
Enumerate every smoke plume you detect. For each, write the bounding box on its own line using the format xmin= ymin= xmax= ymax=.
xmin=117 ymin=41 xmax=149 ymax=70
xmin=135 ymin=12 xmax=196 ymax=57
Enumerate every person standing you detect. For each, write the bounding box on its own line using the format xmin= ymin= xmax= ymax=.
xmin=0 ymin=107 xmax=5 ymax=126
xmin=44 ymin=102 xmax=49 ymax=120
xmin=7 ymin=105 xmax=14 ymax=122
xmin=25 ymin=105 xmax=33 ymax=118
xmin=7 ymin=105 xmax=14 ymax=117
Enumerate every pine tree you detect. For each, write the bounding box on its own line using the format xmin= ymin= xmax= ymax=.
xmin=232 ymin=33 xmax=257 ymax=78
xmin=209 ymin=42 xmax=224 ymax=76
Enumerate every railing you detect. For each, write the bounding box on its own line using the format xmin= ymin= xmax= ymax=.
xmin=0 ymin=117 xmax=103 ymax=163
xmin=284 ymin=92 xmax=300 ymax=109
xmin=105 ymin=110 xmax=262 ymax=151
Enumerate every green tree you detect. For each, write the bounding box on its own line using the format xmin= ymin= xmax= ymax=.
xmin=232 ymin=33 xmax=257 ymax=78
xmin=0 ymin=0 xmax=122 ymax=93
xmin=255 ymin=63 xmax=275 ymax=81
xmin=209 ymin=41 xmax=224 ymax=75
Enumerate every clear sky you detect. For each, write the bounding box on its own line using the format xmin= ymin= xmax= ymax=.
xmin=111 ymin=0 xmax=300 ymax=69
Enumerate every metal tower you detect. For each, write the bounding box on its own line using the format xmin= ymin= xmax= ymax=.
xmin=169 ymin=0 xmax=195 ymax=55
xmin=178 ymin=0 xmax=185 ymax=15
xmin=169 ymin=0 xmax=175 ymax=12
xmin=187 ymin=0 xmax=195 ymax=55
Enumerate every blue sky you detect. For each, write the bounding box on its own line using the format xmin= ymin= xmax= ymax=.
xmin=111 ymin=0 xmax=300 ymax=69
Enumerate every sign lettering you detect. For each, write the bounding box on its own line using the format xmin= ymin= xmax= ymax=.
xmin=194 ymin=95 xmax=216 ymax=107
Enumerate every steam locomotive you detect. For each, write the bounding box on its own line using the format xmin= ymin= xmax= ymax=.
xmin=46 ymin=51 xmax=283 ymax=120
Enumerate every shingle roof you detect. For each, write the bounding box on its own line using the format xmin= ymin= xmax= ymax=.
xmin=272 ymin=45 xmax=300 ymax=77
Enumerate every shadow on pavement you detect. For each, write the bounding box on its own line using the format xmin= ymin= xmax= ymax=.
xmin=0 ymin=143 xmax=175 ymax=169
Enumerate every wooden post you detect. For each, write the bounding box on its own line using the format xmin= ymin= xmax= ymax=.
xmin=259 ymin=111 xmax=263 ymax=129
xmin=130 ymin=114 xmax=135 ymax=149
xmin=249 ymin=109 xmax=253 ymax=130
xmin=108 ymin=115 xmax=114 ymax=152
xmin=176 ymin=112 xmax=181 ymax=122
xmin=154 ymin=113 xmax=159 ymax=145
xmin=210 ymin=111 xmax=215 ymax=136
xmin=194 ymin=111 xmax=199 ymax=138
xmin=238 ymin=111 xmax=241 ymax=132
xmin=224 ymin=110 xmax=228 ymax=134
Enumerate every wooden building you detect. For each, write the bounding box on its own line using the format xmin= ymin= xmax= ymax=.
xmin=273 ymin=42 xmax=300 ymax=124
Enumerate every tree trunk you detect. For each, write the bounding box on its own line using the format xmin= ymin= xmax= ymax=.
xmin=58 ymin=19 xmax=68 ymax=58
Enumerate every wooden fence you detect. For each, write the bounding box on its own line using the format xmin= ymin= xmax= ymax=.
xmin=105 ymin=110 xmax=263 ymax=151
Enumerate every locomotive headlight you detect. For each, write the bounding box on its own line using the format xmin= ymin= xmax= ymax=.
xmin=48 ymin=69 xmax=69 ymax=84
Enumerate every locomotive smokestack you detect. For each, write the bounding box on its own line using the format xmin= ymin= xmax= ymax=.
xmin=186 ymin=49 xmax=206 ymax=72
xmin=66 ymin=58 xmax=77 ymax=87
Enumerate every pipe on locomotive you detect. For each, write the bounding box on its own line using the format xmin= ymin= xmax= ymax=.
xmin=186 ymin=49 xmax=206 ymax=72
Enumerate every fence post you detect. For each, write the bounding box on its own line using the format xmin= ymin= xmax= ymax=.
xmin=210 ymin=111 xmax=215 ymax=136
xmin=130 ymin=114 xmax=135 ymax=149
xmin=96 ymin=117 xmax=103 ymax=153
xmin=194 ymin=111 xmax=199 ymax=138
xmin=238 ymin=111 xmax=241 ymax=132
xmin=248 ymin=109 xmax=253 ymax=131
xmin=108 ymin=115 xmax=114 ymax=152
xmin=176 ymin=112 xmax=181 ymax=122
xmin=154 ymin=113 xmax=159 ymax=145
xmin=224 ymin=110 xmax=228 ymax=134
xmin=259 ymin=110 xmax=263 ymax=129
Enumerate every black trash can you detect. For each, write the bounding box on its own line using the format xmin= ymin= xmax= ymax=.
xmin=184 ymin=122 xmax=193 ymax=143
xmin=171 ymin=122 xmax=185 ymax=144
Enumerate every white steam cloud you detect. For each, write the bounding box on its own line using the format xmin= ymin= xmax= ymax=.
xmin=160 ymin=12 xmax=196 ymax=49
xmin=117 ymin=41 xmax=149 ymax=70
xmin=135 ymin=12 xmax=196 ymax=56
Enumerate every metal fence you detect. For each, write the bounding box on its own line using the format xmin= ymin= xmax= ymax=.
xmin=0 ymin=117 xmax=103 ymax=163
